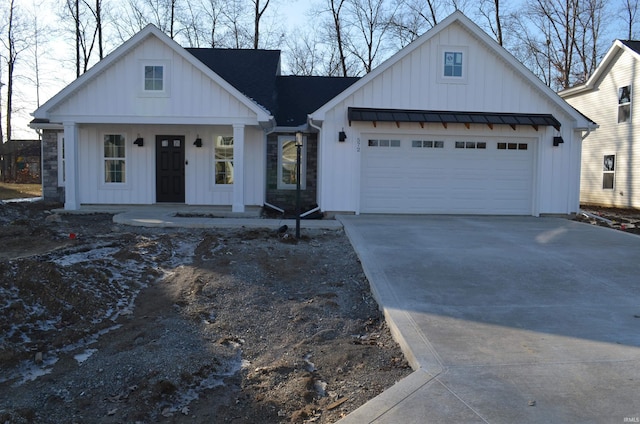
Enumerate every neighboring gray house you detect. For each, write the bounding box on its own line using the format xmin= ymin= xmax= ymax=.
xmin=560 ymin=40 xmax=640 ymax=209
xmin=31 ymin=12 xmax=593 ymax=216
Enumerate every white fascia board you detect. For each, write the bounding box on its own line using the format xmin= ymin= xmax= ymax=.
xmin=39 ymin=115 xmax=262 ymax=126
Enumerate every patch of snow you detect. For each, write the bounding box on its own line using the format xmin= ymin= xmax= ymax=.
xmin=52 ymin=246 xmax=121 ymax=266
xmin=1 ymin=355 xmax=59 ymax=387
xmin=1 ymin=197 xmax=43 ymax=204
xmin=74 ymin=348 xmax=98 ymax=364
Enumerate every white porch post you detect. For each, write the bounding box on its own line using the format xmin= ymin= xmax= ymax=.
xmin=63 ymin=122 xmax=80 ymax=210
xmin=232 ymin=124 xmax=245 ymax=212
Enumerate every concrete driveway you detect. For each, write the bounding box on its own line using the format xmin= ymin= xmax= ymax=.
xmin=337 ymin=215 xmax=640 ymax=424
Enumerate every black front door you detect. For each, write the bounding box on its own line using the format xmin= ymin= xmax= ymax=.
xmin=156 ymin=135 xmax=185 ymax=203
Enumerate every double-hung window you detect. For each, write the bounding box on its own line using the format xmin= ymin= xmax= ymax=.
xmin=278 ymin=135 xmax=306 ymax=190
xmin=104 ymin=134 xmax=126 ymax=183
xmin=214 ymin=136 xmax=234 ymax=184
xmin=618 ymin=85 xmax=631 ymax=123
xmin=603 ymin=154 xmax=615 ymax=189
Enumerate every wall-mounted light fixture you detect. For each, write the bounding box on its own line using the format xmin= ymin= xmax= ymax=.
xmin=338 ymin=130 xmax=347 ymax=142
xmin=194 ymin=137 xmax=203 ymax=147
xmin=553 ymin=136 xmax=564 ymax=146
xmin=133 ymin=136 xmax=144 ymax=146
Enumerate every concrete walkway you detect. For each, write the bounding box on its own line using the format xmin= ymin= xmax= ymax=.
xmin=337 ymin=215 xmax=640 ymax=424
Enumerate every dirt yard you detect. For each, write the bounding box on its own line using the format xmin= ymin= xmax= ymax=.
xmin=0 ymin=201 xmax=411 ymax=423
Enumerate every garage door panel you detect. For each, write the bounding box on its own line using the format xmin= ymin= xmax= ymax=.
xmin=361 ymin=137 xmax=534 ymax=215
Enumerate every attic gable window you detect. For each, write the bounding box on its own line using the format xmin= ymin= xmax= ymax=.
xmin=618 ymin=85 xmax=631 ymax=123
xmin=438 ymin=46 xmax=468 ymax=84
xmin=444 ymin=52 xmax=463 ymax=77
xmin=145 ymin=66 xmax=164 ymax=91
xmin=140 ymin=60 xmax=170 ymax=97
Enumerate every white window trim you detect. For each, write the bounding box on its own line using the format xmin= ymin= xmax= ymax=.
xmin=57 ymin=132 xmax=65 ymax=187
xmin=277 ymin=135 xmax=307 ymax=190
xmin=213 ymin=135 xmax=234 ymax=186
xmin=102 ymin=132 xmax=129 ymax=188
xmin=603 ymin=154 xmax=615 ymax=190
xmin=139 ymin=60 xmax=171 ymax=97
xmin=618 ymin=84 xmax=631 ymax=124
xmin=438 ymin=45 xmax=468 ymax=84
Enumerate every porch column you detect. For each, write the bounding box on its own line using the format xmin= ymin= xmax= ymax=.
xmin=63 ymin=122 xmax=80 ymax=210
xmin=232 ymin=124 xmax=245 ymax=213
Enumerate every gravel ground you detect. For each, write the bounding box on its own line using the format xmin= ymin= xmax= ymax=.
xmin=0 ymin=201 xmax=411 ymax=423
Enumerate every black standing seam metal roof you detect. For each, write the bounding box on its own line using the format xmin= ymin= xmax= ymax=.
xmin=347 ymin=107 xmax=562 ymax=130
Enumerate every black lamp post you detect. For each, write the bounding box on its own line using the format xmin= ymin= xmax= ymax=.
xmin=295 ymin=131 xmax=303 ymax=239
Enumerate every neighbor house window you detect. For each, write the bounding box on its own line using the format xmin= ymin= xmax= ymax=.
xmin=278 ymin=135 xmax=306 ymax=190
xmin=603 ymin=154 xmax=615 ymax=189
xmin=618 ymin=85 xmax=631 ymax=123
xmin=214 ymin=136 xmax=234 ymax=184
xmin=104 ymin=134 xmax=126 ymax=183
xmin=444 ymin=51 xmax=463 ymax=77
xmin=144 ymin=65 xmax=164 ymax=91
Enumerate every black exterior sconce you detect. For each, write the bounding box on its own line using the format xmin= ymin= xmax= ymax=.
xmin=553 ymin=136 xmax=564 ymax=146
xmin=194 ymin=137 xmax=203 ymax=147
xmin=338 ymin=130 xmax=347 ymax=142
xmin=133 ymin=137 xmax=144 ymax=147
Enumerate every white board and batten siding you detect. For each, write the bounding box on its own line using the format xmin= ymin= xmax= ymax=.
xmin=75 ymin=125 xmax=265 ymax=207
xmin=39 ymin=28 xmax=268 ymax=208
xmin=47 ymin=36 xmax=257 ymax=124
xmin=562 ymin=47 xmax=640 ymax=209
xmin=315 ymin=17 xmax=583 ymax=216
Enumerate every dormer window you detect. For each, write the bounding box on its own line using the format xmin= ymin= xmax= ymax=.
xmin=144 ymin=65 xmax=164 ymax=91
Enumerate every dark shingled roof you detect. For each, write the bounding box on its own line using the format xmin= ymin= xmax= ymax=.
xmin=620 ymin=40 xmax=640 ymax=54
xmin=187 ymin=48 xmax=360 ymax=127
xmin=186 ymin=48 xmax=281 ymax=113
xmin=275 ymin=76 xmax=360 ymax=126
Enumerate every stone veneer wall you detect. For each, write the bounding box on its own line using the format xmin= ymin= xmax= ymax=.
xmin=41 ymin=130 xmax=65 ymax=203
xmin=266 ymin=133 xmax=318 ymax=214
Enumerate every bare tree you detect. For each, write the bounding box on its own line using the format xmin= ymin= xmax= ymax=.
xmin=252 ymin=0 xmax=270 ymax=49
xmin=65 ymin=0 xmax=103 ymax=76
xmin=621 ymin=0 xmax=640 ymax=39
xmin=479 ymin=0 xmax=503 ymax=45
xmin=221 ymin=0 xmax=251 ymax=48
xmin=4 ymin=0 xmax=29 ymax=143
xmin=326 ymin=0 xmax=349 ymax=76
xmin=346 ymin=0 xmax=396 ymax=73
xmin=510 ymin=0 xmax=607 ymax=90
xmin=573 ymin=0 xmax=605 ymax=84
xmin=285 ymin=29 xmax=325 ymax=75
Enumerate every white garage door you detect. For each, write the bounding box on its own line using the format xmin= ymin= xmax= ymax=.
xmin=360 ymin=136 xmax=535 ymax=214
